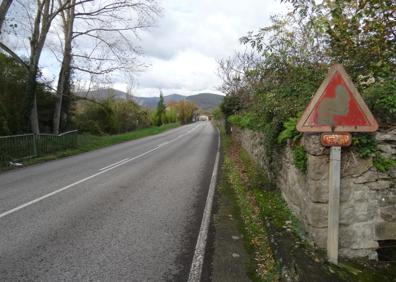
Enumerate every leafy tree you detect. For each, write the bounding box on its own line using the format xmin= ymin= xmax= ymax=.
xmin=218 ymin=0 xmax=395 ymax=175
xmin=282 ymin=0 xmax=396 ymax=126
xmin=167 ymin=100 xmax=197 ymax=124
xmin=155 ymin=91 xmax=166 ymax=126
xmin=0 ymin=53 xmax=54 ymax=135
xmin=73 ymin=98 xmax=150 ymax=135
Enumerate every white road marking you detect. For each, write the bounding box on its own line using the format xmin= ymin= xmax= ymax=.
xmin=157 ymin=141 xmax=169 ymax=147
xmin=188 ymin=127 xmax=220 ymax=282
xmin=99 ymin=158 xmax=130 ymax=171
xmin=0 ymin=124 xmax=201 ymax=220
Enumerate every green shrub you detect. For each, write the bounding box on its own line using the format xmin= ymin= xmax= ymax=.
xmin=373 ymin=154 xmax=396 ymax=173
xmin=352 ymin=134 xmax=377 ymax=158
xmin=74 ymin=98 xmax=150 ymax=135
xmin=363 ymin=80 xmax=396 ymax=126
xmin=277 ymin=115 xmax=302 ymax=144
xmin=292 ymin=146 xmax=307 ymax=173
xmin=212 ymin=107 xmax=223 ymax=120
xmin=0 ymin=101 xmax=10 ymax=135
xmin=227 ymin=114 xmax=242 ymax=126
xmin=77 ymin=119 xmax=104 ymax=135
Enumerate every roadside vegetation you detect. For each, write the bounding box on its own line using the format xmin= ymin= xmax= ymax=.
xmin=6 ymin=123 xmax=179 ymax=169
xmin=217 ymin=124 xmax=396 ymax=281
xmin=0 ymin=1 xmax=161 ymax=135
xmin=219 ymin=1 xmax=395 ymax=173
xmin=216 ymin=1 xmax=395 ymax=278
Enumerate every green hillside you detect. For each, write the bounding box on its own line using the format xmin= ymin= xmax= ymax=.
xmin=186 ymin=93 xmax=224 ymax=112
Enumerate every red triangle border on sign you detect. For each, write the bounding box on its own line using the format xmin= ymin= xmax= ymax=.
xmin=296 ymin=64 xmax=378 ymax=133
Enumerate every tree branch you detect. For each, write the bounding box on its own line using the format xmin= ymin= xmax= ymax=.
xmin=0 ymin=41 xmax=29 ymax=69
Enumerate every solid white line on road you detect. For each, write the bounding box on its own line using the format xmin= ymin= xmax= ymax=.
xmin=157 ymin=141 xmax=169 ymax=147
xmin=99 ymin=158 xmax=130 ymax=171
xmin=0 ymin=124 xmax=202 ymax=220
xmin=188 ymin=127 xmax=220 ymax=282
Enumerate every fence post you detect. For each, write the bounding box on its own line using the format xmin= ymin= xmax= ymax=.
xmin=32 ymin=134 xmax=38 ymax=157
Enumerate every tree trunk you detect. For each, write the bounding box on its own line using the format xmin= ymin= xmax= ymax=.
xmin=0 ymin=0 xmax=13 ymax=33
xmin=53 ymin=0 xmax=75 ymax=134
xmin=27 ymin=62 xmax=40 ymax=134
xmin=27 ymin=0 xmax=51 ymax=134
xmin=30 ymin=89 xmax=40 ymax=134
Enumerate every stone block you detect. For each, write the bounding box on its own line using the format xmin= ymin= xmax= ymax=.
xmin=377 ymin=144 xmax=396 ymax=155
xmin=350 ymin=189 xmax=368 ymax=202
xmin=342 ymin=154 xmax=372 ymax=177
xmin=378 ymin=193 xmax=396 ymax=207
xmin=307 ymin=178 xmax=328 ymax=203
xmin=286 ymin=165 xmax=300 ymax=185
xmin=303 ymin=134 xmax=328 ymax=156
xmin=281 ymin=182 xmax=303 ymax=209
xmin=353 ymin=169 xmax=380 ymax=184
xmin=282 ymin=145 xmax=293 ymax=166
xmin=339 ymin=248 xmax=377 ymax=259
xmin=340 ymin=201 xmax=375 ymax=225
xmin=307 ymin=155 xmax=328 ymax=181
xmin=376 ymin=129 xmax=396 ymax=142
xmin=340 ymin=222 xmax=376 ymax=249
xmin=340 ymin=177 xmax=354 ymax=202
xmin=375 ymin=222 xmax=396 ymax=240
xmin=380 ymin=206 xmax=396 ymax=222
xmin=367 ymin=180 xmax=392 ymax=191
xmin=305 ymin=203 xmax=328 ymax=228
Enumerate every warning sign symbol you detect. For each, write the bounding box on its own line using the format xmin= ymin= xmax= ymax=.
xmin=297 ymin=64 xmax=378 ymax=133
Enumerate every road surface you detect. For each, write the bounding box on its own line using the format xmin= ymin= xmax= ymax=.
xmin=0 ymin=122 xmax=218 ymax=281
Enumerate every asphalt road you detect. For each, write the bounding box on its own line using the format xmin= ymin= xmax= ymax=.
xmin=0 ymin=122 xmax=218 ymax=281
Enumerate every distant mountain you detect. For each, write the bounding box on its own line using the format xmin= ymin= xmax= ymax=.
xmin=76 ymin=88 xmax=224 ymax=112
xmin=133 ymin=96 xmax=158 ymax=108
xmin=187 ymin=93 xmax=224 ymax=112
xmin=76 ymin=88 xmax=130 ymax=100
xmin=134 ymin=94 xmax=185 ymax=108
xmin=135 ymin=93 xmax=224 ymax=112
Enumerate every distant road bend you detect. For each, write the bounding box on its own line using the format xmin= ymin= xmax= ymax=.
xmin=0 ymin=122 xmax=218 ymax=281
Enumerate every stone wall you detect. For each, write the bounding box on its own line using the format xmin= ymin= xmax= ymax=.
xmin=232 ymin=126 xmax=396 ymax=259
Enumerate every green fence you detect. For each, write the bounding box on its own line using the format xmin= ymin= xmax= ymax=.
xmin=0 ymin=130 xmax=78 ymax=166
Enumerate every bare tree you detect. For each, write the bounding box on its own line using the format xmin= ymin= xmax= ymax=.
xmin=0 ymin=0 xmax=13 ymax=33
xmin=52 ymin=0 xmax=75 ymax=134
xmin=0 ymin=0 xmax=159 ymax=134
xmin=52 ymin=0 xmax=160 ymax=133
xmin=0 ymin=0 xmax=91 ymax=133
xmin=218 ymin=51 xmax=260 ymax=96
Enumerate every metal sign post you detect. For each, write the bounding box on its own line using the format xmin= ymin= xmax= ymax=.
xmin=327 ymin=146 xmax=341 ymax=264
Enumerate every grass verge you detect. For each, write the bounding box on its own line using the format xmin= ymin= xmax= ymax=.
xmin=219 ymin=127 xmax=280 ymax=281
xmin=3 ymin=123 xmax=179 ymax=170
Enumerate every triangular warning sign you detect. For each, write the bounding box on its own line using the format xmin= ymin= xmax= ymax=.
xmin=297 ymin=64 xmax=378 ymax=133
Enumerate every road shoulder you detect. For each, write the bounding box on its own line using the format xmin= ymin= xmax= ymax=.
xmin=202 ymin=148 xmax=251 ymax=282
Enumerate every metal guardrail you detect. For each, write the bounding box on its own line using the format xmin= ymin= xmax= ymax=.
xmin=0 ymin=130 xmax=78 ymax=166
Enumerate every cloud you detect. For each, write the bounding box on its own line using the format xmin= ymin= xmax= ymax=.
xmin=4 ymin=0 xmax=287 ymax=97
xmin=139 ymin=50 xmax=218 ymax=88
xmin=135 ymin=0 xmax=287 ymax=96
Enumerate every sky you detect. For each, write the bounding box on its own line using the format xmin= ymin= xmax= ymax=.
xmin=122 ymin=0 xmax=287 ymax=97
xmin=3 ymin=0 xmax=287 ymax=98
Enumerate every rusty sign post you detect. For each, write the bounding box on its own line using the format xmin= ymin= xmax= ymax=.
xmin=297 ymin=64 xmax=378 ymax=264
